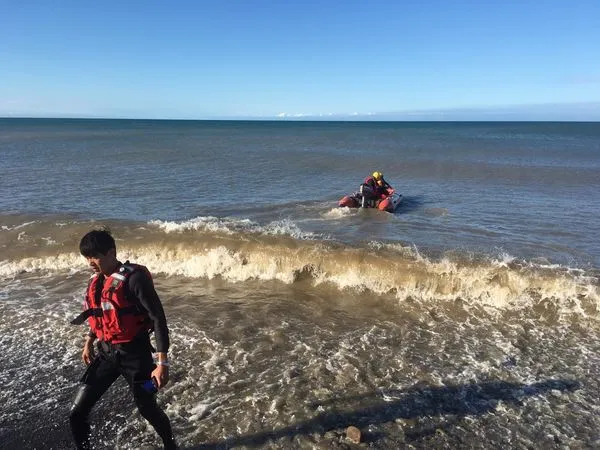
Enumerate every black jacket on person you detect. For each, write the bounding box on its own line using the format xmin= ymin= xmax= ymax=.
xmin=363 ymin=175 xmax=392 ymax=198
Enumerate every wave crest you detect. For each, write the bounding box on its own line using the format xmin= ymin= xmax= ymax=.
xmin=1 ymin=238 xmax=597 ymax=315
xmin=1 ymin=214 xmax=597 ymax=314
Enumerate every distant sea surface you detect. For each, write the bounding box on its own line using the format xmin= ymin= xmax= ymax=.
xmin=1 ymin=119 xmax=599 ymax=449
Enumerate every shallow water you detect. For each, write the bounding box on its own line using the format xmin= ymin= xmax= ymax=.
xmin=1 ymin=120 xmax=599 ymax=448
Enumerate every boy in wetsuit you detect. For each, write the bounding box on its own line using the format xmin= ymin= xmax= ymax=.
xmin=69 ymin=229 xmax=176 ymax=449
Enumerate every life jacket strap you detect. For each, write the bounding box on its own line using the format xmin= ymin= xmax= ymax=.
xmin=70 ymin=303 xmax=144 ymax=325
xmin=70 ymin=307 xmax=102 ymax=325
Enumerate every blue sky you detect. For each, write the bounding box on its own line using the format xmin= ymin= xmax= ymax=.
xmin=1 ymin=0 xmax=600 ymax=120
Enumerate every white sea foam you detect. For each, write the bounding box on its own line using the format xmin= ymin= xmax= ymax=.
xmin=150 ymin=216 xmax=252 ymax=234
xmin=323 ymin=207 xmax=355 ymax=218
xmin=1 ymin=241 xmax=598 ymax=318
xmin=263 ymin=219 xmax=319 ymax=240
xmin=150 ymin=216 xmax=318 ymax=240
xmin=0 ymin=253 xmax=82 ymax=277
xmin=41 ymin=236 xmax=58 ymax=245
xmin=0 ymin=220 xmax=37 ymax=231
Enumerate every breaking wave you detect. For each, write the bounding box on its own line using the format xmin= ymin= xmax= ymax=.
xmin=1 ymin=215 xmax=598 ymax=315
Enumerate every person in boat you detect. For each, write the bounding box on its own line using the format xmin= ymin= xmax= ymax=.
xmin=362 ymin=171 xmax=393 ymax=200
xmin=69 ymin=229 xmax=176 ymax=450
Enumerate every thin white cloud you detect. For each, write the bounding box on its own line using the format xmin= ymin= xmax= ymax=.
xmin=274 ymin=111 xmax=376 ymax=119
xmin=276 ymin=112 xmax=313 ymax=118
xmin=267 ymin=102 xmax=600 ymax=121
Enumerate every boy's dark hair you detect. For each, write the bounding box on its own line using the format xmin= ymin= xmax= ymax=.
xmin=79 ymin=229 xmax=116 ymax=257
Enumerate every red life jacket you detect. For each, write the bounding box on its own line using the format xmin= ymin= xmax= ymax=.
xmin=73 ymin=263 xmax=152 ymax=344
xmin=363 ymin=176 xmax=389 ymax=198
xmin=363 ymin=175 xmax=375 ymax=186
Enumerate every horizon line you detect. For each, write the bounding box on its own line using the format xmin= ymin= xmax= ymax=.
xmin=1 ymin=116 xmax=599 ymax=123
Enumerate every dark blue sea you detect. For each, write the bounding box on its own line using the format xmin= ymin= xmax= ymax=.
xmin=1 ymin=119 xmax=599 ymax=449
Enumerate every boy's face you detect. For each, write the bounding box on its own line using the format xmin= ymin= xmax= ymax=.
xmin=85 ymin=248 xmax=116 ymax=276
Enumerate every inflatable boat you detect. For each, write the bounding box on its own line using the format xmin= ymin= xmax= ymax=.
xmin=338 ymin=185 xmax=403 ymax=212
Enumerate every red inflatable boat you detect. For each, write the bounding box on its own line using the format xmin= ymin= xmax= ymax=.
xmin=339 ymin=185 xmax=403 ymax=212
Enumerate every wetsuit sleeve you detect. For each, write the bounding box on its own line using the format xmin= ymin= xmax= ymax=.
xmin=127 ymin=270 xmax=170 ymax=353
xmin=86 ymin=277 xmax=98 ymax=339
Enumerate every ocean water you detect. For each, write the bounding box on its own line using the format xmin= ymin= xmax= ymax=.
xmin=0 ymin=119 xmax=599 ymax=449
